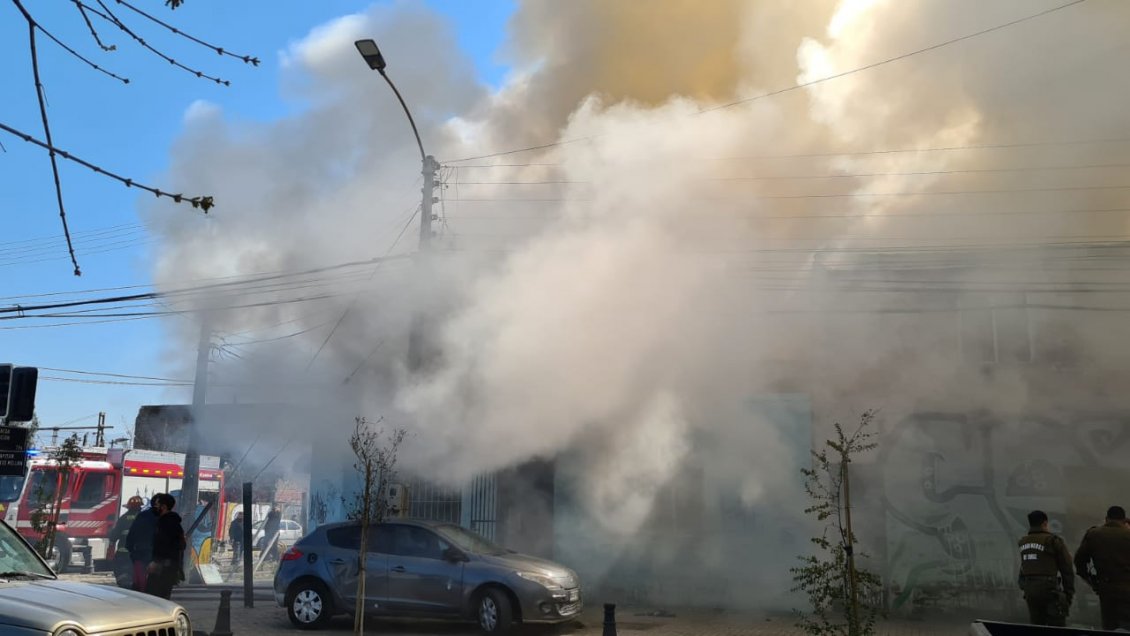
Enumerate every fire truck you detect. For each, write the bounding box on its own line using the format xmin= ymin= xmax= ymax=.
xmin=4 ymin=446 xmax=224 ymax=573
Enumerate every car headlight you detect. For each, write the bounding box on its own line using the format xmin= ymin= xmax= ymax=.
xmin=516 ymin=571 xmax=565 ymax=590
xmin=174 ymin=612 xmax=191 ymax=636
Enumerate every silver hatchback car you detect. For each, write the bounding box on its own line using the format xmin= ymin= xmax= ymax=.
xmin=274 ymin=520 xmax=582 ymax=633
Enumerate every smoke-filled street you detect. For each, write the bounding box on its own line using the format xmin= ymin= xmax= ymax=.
xmin=4 ymin=1 xmax=1130 ymax=634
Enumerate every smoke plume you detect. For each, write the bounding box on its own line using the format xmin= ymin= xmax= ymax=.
xmin=144 ymin=0 xmax=1130 ymax=610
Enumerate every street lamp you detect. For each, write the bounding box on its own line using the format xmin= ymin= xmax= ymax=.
xmin=353 ymin=38 xmax=433 ymax=178
xmin=354 ymin=38 xmax=439 ymax=370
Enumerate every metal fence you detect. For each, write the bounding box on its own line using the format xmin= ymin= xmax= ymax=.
xmin=401 ymin=475 xmax=462 ymax=524
xmin=462 ymin=474 xmax=497 ymax=541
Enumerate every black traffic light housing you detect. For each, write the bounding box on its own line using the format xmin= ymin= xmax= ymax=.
xmin=0 ymin=365 xmax=38 ymax=423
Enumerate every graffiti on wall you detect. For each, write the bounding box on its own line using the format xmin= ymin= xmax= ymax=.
xmin=878 ymin=411 xmax=1130 ymax=614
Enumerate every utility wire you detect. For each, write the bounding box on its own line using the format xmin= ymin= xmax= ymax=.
xmin=305 ymin=205 xmax=421 ymax=371
xmin=443 ymin=0 xmax=1087 ymax=164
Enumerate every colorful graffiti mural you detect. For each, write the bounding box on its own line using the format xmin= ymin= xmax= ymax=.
xmin=877 ymin=411 xmax=1130 ymax=615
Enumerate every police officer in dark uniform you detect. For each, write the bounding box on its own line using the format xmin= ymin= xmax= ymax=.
xmin=1075 ymin=506 xmax=1130 ymax=631
xmin=1018 ymin=510 xmax=1075 ymax=626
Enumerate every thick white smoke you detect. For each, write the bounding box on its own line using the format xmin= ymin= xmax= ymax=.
xmin=143 ymin=0 xmax=1130 ymax=608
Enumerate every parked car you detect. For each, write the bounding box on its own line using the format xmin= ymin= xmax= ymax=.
xmin=0 ymin=518 xmax=192 ymax=635
xmin=274 ymin=519 xmax=581 ymax=633
xmin=252 ymin=518 xmax=304 ymax=547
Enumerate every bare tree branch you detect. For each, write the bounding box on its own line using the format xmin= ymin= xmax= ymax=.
xmin=14 ymin=0 xmax=128 ymax=83
xmin=0 ymin=121 xmax=215 ymax=212
xmin=90 ymin=0 xmax=232 ymax=85
xmin=73 ymin=0 xmax=115 ymax=51
xmin=112 ymin=0 xmax=260 ymax=66
xmin=12 ymin=0 xmax=82 ymax=275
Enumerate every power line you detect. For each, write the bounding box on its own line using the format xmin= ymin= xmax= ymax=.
xmin=703 ymin=0 xmax=1087 ymax=113
xmin=441 ymin=183 xmax=1130 ymax=204
xmin=35 ymin=366 xmax=191 ymax=383
xmin=39 ymin=375 xmax=192 ymax=387
xmin=448 ymin=161 xmax=1130 ymax=185
xmin=306 ymin=205 xmax=421 ymax=370
xmin=442 ymin=0 xmax=1087 ymax=164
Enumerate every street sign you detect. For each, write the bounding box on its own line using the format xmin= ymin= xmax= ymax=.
xmin=0 ymin=426 xmax=30 ymax=476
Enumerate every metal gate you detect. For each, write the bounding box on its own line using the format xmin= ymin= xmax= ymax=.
xmin=461 ymin=474 xmax=497 ymax=541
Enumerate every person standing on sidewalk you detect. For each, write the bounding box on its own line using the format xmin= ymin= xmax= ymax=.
xmin=108 ymin=496 xmax=144 ymax=589
xmin=229 ymin=511 xmax=245 ymax=566
xmin=146 ymin=493 xmax=186 ymax=600
xmin=262 ymin=508 xmax=281 ymax=562
xmin=124 ymin=494 xmax=160 ymax=592
xmin=1017 ymin=510 xmax=1074 ymax=626
xmin=1075 ymin=506 xmax=1130 ymax=631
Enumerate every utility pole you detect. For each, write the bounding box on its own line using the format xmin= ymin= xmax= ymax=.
xmin=181 ymin=318 xmax=210 ymax=533
xmin=419 ymin=155 xmax=438 ymax=251
xmin=407 ymin=155 xmax=439 ymax=370
xmin=95 ymin=412 xmax=105 ymax=447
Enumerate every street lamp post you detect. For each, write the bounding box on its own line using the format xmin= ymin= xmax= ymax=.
xmin=354 ymin=38 xmax=438 ymax=370
xmin=354 ymin=39 xmax=438 ymax=252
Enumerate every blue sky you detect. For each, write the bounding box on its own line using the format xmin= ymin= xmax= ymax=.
xmin=0 ymin=0 xmax=514 ymax=439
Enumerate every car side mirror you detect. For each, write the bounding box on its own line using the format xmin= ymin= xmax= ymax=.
xmin=443 ymin=547 xmax=467 ymax=562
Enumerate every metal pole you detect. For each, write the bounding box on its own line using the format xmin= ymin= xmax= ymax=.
xmin=181 ymin=319 xmax=210 ymax=535
xmin=242 ymin=481 xmax=253 ymax=608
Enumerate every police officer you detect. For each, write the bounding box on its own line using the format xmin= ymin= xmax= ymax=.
xmin=1074 ymin=506 xmax=1130 ymax=631
xmin=107 ymin=496 xmax=144 ymax=588
xmin=1017 ymin=510 xmax=1075 ymax=626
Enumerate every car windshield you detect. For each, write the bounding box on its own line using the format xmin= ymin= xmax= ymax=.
xmin=0 ymin=475 xmax=26 ymax=503
xmin=434 ymin=524 xmax=508 ymax=556
xmin=0 ymin=521 xmax=54 ymax=579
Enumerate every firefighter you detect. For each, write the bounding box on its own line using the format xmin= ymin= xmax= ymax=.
xmin=107 ymin=496 xmax=144 ymax=589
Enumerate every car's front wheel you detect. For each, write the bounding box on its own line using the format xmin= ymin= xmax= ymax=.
xmin=287 ymin=579 xmax=334 ymax=630
xmin=477 ymin=588 xmax=514 ymax=635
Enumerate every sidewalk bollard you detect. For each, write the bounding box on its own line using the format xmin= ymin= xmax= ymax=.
xmin=603 ymin=603 xmax=617 ymax=636
xmin=211 ymin=589 xmax=234 ymax=636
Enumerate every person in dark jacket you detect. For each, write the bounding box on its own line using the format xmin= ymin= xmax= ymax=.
xmin=1075 ymin=506 xmax=1130 ymax=631
xmin=145 ymin=493 xmax=186 ymax=599
xmin=1017 ymin=510 xmax=1075 ymax=626
xmin=228 ymin=511 xmax=244 ymax=566
xmin=262 ymin=509 xmax=281 ymax=561
xmin=124 ymin=495 xmax=160 ymax=592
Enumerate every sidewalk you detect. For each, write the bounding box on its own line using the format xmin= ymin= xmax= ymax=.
xmin=58 ymin=574 xmax=990 ymax=636
xmin=174 ymin=596 xmax=974 ymax=636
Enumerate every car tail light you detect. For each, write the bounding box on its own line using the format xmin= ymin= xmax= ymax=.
xmin=281 ymin=547 xmax=303 ymax=562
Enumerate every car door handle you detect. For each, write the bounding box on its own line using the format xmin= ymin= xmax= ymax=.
xmin=329 ymin=559 xmax=345 ymax=565
xmin=391 ymin=566 xmax=406 ymax=573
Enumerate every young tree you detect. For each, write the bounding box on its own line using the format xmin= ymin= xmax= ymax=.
xmin=791 ymin=411 xmax=883 ymax=636
xmin=346 ymin=417 xmax=407 ymax=636
xmin=30 ymin=434 xmax=83 ymax=564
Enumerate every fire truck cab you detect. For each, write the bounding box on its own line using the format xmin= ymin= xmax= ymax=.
xmin=4 ymin=446 xmax=223 ymax=573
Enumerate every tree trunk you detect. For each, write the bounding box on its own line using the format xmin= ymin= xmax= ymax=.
xmin=354 ymin=459 xmax=372 ymax=636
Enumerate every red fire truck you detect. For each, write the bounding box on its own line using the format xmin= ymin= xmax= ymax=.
xmin=4 ymin=446 xmax=224 ymax=572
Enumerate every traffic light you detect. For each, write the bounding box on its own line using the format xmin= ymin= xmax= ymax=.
xmin=0 ymin=365 xmax=37 ymax=423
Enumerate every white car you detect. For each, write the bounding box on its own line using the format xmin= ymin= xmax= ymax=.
xmin=252 ymin=518 xmax=303 ymax=546
xmin=0 ymin=519 xmax=192 ymax=635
